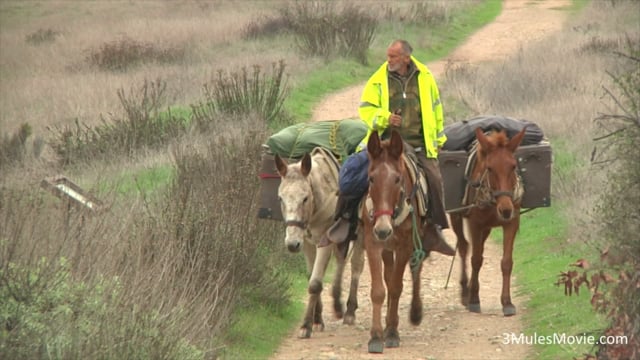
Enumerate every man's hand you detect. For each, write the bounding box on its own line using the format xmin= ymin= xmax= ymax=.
xmin=389 ymin=109 xmax=402 ymax=127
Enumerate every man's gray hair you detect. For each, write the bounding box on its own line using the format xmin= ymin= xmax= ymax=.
xmin=391 ymin=39 xmax=413 ymax=55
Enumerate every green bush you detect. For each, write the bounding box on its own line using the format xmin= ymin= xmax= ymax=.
xmin=0 ymin=257 xmax=204 ymax=360
xmin=191 ymin=61 xmax=289 ymax=130
xmin=49 ymin=79 xmax=188 ymax=165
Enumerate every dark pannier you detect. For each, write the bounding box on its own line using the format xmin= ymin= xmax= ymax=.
xmin=439 ymin=149 xmax=469 ymax=211
xmin=257 ymin=148 xmax=285 ymax=221
xmin=439 ymin=141 xmax=552 ymax=210
xmin=516 ymin=141 xmax=552 ymax=208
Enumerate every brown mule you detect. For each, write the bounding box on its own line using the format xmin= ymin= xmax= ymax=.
xmin=450 ymin=127 xmax=526 ymax=317
xmin=361 ymin=130 xmax=450 ymax=353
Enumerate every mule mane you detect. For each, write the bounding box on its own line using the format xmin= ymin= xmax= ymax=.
xmin=482 ymin=130 xmax=509 ymax=148
xmin=476 ymin=130 xmax=513 ymax=162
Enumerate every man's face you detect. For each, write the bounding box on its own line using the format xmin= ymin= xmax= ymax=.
xmin=386 ymin=43 xmax=410 ymax=74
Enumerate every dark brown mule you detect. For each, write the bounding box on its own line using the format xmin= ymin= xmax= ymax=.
xmin=450 ymin=127 xmax=526 ymax=317
xmin=362 ymin=130 xmax=428 ymax=353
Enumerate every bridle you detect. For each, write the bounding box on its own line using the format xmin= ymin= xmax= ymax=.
xmin=284 ymin=219 xmax=307 ymax=229
xmin=368 ymin=188 xmax=406 ymax=223
xmin=470 ymin=167 xmax=522 ymax=204
xmin=367 ymin=151 xmax=423 ymax=225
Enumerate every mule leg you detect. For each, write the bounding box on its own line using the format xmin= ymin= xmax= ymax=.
xmin=384 ymin=249 xmax=408 ymax=348
xmin=331 ymin=244 xmax=346 ymax=320
xmin=366 ymin=245 xmax=385 ymax=353
xmin=501 ymin=220 xmax=519 ymax=316
xmin=344 ymin=233 xmax=365 ymax=325
xmin=468 ymin=224 xmax=490 ymax=313
xmin=409 ymin=259 xmax=423 ymax=326
xmin=298 ymin=241 xmax=331 ymax=338
xmin=450 ymin=213 xmax=470 ymax=306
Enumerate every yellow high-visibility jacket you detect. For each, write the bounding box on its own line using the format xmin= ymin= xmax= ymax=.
xmin=357 ymin=56 xmax=446 ymax=159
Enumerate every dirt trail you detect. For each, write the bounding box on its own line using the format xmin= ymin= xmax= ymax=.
xmin=273 ymin=1 xmax=570 ymax=359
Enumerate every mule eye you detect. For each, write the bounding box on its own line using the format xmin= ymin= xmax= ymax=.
xmin=395 ymin=176 xmax=400 ymax=184
xmin=369 ymin=177 xmax=374 ymax=184
xmin=278 ymin=196 xmax=282 ymax=203
xmin=303 ymin=196 xmax=308 ymax=203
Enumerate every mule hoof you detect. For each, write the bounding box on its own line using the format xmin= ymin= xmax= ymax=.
xmin=343 ymin=313 xmax=355 ymax=325
xmin=368 ymin=338 xmax=384 ymax=353
xmin=467 ymin=303 xmax=481 ymax=313
xmin=384 ymin=328 xmax=400 ymax=348
xmin=297 ymin=327 xmax=311 ymax=339
xmin=503 ymin=304 xmax=517 ymax=317
xmin=385 ymin=337 xmax=400 ymax=348
xmin=410 ymin=306 xmax=423 ymax=325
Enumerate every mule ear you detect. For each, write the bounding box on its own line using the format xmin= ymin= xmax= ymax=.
xmin=507 ymin=126 xmax=527 ymax=152
xmin=388 ymin=130 xmax=404 ymax=159
xmin=475 ymin=127 xmax=490 ymax=152
xmin=300 ymin=152 xmax=312 ymax=177
xmin=367 ymin=131 xmax=382 ymax=158
xmin=275 ymin=154 xmax=288 ymax=177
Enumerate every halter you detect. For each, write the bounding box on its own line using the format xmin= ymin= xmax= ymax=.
xmin=365 ymin=175 xmax=425 ymax=275
xmin=463 ymin=151 xmax=524 ymax=211
xmin=281 ymin=148 xmax=341 ymax=232
xmin=284 ymin=219 xmax=307 ymax=229
xmin=471 ymin=168 xmax=523 ymax=205
xmin=367 ymin=151 xmax=423 ymax=224
xmin=367 ymin=188 xmax=411 ymax=224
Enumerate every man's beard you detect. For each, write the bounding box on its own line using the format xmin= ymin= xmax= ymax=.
xmin=388 ymin=63 xmax=401 ymax=72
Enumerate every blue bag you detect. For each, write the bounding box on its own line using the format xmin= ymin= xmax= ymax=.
xmin=338 ymin=150 xmax=369 ymax=199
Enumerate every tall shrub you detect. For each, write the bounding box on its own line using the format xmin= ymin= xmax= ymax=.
xmin=557 ymin=41 xmax=640 ymax=360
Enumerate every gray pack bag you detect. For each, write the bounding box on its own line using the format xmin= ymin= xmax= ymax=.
xmin=442 ymin=115 xmax=545 ymax=151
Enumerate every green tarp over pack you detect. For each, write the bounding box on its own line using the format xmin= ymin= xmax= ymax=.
xmin=265 ymin=119 xmax=368 ymax=163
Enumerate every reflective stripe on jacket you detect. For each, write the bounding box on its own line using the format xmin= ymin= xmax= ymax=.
xmin=357 ymin=56 xmax=446 ymax=158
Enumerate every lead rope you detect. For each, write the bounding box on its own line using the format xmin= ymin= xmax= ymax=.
xmin=409 ymin=208 xmax=426 ymax=275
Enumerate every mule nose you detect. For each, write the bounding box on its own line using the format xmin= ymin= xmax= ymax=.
xmin=498 ymin=207 xmax=513 ymax=221
xmin=287 ymin=242 xmax=301 ymax=253
xmin=375 ymin=228 xmax=393 ymax=241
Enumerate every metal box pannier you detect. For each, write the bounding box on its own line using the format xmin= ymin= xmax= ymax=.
xmin=439 ymin=142 xmax=552 ymax=211
xmin=257 ymin=151 xmax=284 ymax=221
xmin=439 ymin=150 xmax=469 ymax=211
xmin=516 ymin=141 xmax=552 ymax=208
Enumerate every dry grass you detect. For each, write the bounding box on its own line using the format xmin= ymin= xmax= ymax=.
xmin=0 ymin=1 xmax=285 ymax=135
